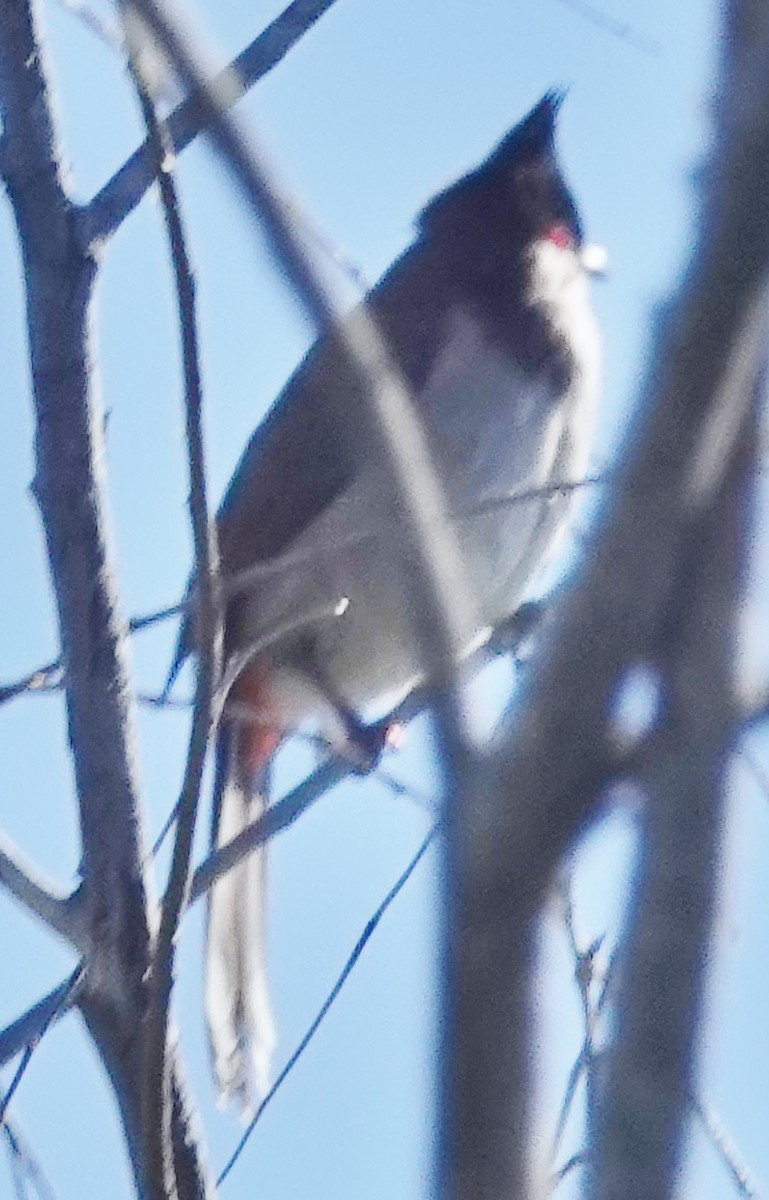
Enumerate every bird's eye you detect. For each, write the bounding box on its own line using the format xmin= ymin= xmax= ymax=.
xmin=544 ymin=222 xmax=575 ymax=250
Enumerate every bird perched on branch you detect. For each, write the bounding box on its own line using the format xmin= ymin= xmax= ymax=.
xmin=170 ymin=90 xmax=602 ymax=1112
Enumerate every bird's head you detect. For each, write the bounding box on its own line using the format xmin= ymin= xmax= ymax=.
xmin=419 ymin=91 xmax=605 ymax=279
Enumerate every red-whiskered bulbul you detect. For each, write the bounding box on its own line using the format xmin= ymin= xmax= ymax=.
xmin=171 ymin=90 xmax=602 ymax=1110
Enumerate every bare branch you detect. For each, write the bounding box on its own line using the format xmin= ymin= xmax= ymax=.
xmin=740 ymin=744 xmax=769 ymax=800
xmin=0 ymin=965 xmax=84 ymax=1127
xmin=189 ymin=684 xmax=431 ymax=905
xmin=741 ymin=691 xmax=769 ymax=732
xmin=0 ymin=474 xmax=596 ymax=714
xmin=83 ymin=0 xmax=346 ymax=244
xmin=0 ymin=831 xmax=80 ymax=944
xmin=123 ymin=56 xmax=220 ymax=1200
xmin=0 ymin=0 xmax=151 ymax=1020
xmin=0 ymin=6 xmax=217 ymax=1196
xmin=0 ymin=665 xmax=63 ymax=706
xmin=0 ymin=973 xmax=84 ymax=1071
xmin=551 ymin=1152 xmax=588 ymax=1192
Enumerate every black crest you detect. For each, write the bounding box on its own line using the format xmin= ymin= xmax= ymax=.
xmin=418 ymin=89 xmax=582 ymax=249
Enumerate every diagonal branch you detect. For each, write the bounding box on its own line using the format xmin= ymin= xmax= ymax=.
xmin=188 ymin=683 xmax=432 ymax=905
xmin=0 ymin=832 xmax=80 ymax=944
xmin=0 ymin=974 xmax=84 ymax=1070
xmin=0 ymin=964 xmax=85 ymax=1127
xmin=83 ymin=0 xmax=346 ymax=244
xmin=216 ymin=825 xmax=437 ymax=1186
xmin=694 ymin=1097 xmax=764 ymax=1200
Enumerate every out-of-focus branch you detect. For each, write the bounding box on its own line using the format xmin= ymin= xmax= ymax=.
xmin=553 ymin=0 xmax=660 ymax=54
xmin=590 ymin=321 xmax=758 ymax=1200
xmin=591 ymin=388 xmax=758 ymax=1196
xmin=83 ymin=0 xmax=346 ymax=244
xmin=442 ymin=3 xmax=769 ymax=1196
xmin=0 ymin=833 xmax=80 ymax=944
xmin=112 ymin=0 xmax=471 ymax=760
xmin=124 ymin=54 xmax=219 ymax=1200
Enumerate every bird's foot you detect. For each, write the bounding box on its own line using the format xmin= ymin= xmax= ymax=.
xmin=342 ymin=713 xmax=405 ymax=775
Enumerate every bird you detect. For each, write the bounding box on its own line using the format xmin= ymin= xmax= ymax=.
xmin=171 ymin=89 xmax=602 ymax=1112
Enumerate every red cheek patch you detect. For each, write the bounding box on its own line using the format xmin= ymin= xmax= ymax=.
xmin=546 ymin=222 xmax=574 ymax=250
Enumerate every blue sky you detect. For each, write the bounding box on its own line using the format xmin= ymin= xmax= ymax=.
xmin=3 ymin=1 xmax=769 ymax=1198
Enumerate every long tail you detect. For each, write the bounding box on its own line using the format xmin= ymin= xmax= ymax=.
xmin=205 ymin=714 xmax=276 ymax=1113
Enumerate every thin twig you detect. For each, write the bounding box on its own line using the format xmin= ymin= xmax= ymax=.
xmin=53 ymin=0 xmax=122 ymax=53
xmin=739 ymin=744 xmax=769 ymax=800
xmin=741 ymin=688 xmax=769 ymax=731
xmin=125 ymin=52 xmax=221 ymax=1200
xmin=0 ymin=605 xmax=180 ymax=710
xmin=5 ymin=1127 xmax=29 ymax=1200
xmin=3 ymin=1120 xmax=57 ymax=1200
xmin=217 ymin=826 xmax=437 ymax=1187
xmin=0 ymin=475 xmax=597 ymax=711
xmin=551 ymin=1150 xmax=588 ymax=1192
xmin=551 ymin=880 xmax=604 ymax=1164
xmin=0 ymin=965 xmax=84 ymax=1128
xmin=0 ymin=665 xmax=63 ymax=705
xmin=552 ymin=0 xmax=660 ymax=54
xmin=694 ymin=1096 xmax=764 ymax=1200
xmin=563 ymin=884 xmax=603 ymax=1142
xmin=0 ymin=973 xmax=84 ymax=1071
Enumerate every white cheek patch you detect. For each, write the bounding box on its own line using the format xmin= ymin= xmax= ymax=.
xmin=528 ymin=237 xmax=581 ymax=301
xmin=527 ymin=238 xmax=602 ymax=485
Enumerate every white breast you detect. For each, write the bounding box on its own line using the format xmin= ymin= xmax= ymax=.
xmin=245 ymin=269 xmax=600 ymax=724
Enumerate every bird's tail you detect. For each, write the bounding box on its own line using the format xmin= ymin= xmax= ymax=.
xmin=205 ymin=697 xmax=277 ymax=1113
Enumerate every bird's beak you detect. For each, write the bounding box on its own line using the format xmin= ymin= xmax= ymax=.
xmin=581 ymin=243 xmax=609 ymax=277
